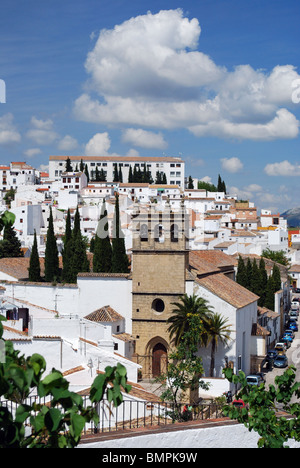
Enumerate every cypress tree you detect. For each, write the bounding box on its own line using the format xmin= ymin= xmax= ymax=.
xmin=258 ymin=257 xmax=268 ymax=306
xmin=71 ymin=231 xmax=90 ymax=279
xmin=250 ymin=258 xmax=261 ymax=297
xmin=264 ymin=276 xmax=275 ymax=311
xmin=84 ymin=164 xmax=90 ymax=183
xmin=118 ymin=165 xmax=123 ymax=183
xmin=93 ymin=200 xmax=112 ymax=273
xmin=90 ymin=236 xmax=95 ymax=253
xmin=113 ymin=164 xmax=119 ymax=182
xmin=2 ymin=223 xmax=23 ymax=258
xmin=111 ymin=193 xmax=129 ymax=273
xmin=70 ymin=207 xmax=90 ymax=281
xmin=188 ymin=176 xmax=194 ymax=189
xmin=62 ymin=209 xmax=73 ymax=282
xmin=65 ymin=157 xmax=73 ymax=172
xmin=44 ymin=207 xmax=60 ymax=282
xmin=80 ymin=159 xmax=84 ymax=172
xmin=73 ymin=207 xmax=81 ymax=239
xmin=28 ymin=230 xmax=41 ymax=282
xmin=272 ymin=264 xmax=282 ymax=292
xmin=99 ymin=168 xmax=106 ymax=181
xmin=217 ymin=174 xmax=222 ymax=192
xmin=236 ymin=255 xmax=248 ymax=288
xmin=246 ymin=258 xmax=253 ymax=290
xmin=128 ymin=166 xmax=133 ymax=183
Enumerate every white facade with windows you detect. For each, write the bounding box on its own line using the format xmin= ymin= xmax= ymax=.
xmin=49 ymin=155 xmax=185 ymax=187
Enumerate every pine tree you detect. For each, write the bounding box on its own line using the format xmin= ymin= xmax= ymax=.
xmin=2 ymin=223 xmax=23 ymax=258
xmin=93 ymin=200 xmax=112 ymax=273
xmin=111 ymin=193 xmax=129 ymax=273
xmin=28 ymin=230 xmax=41 ymax=282
xmin=236 ymin=255 xmax=248 ymax=288
xmin=44 ymin=207 xmax=60 ymax=282
xmin=272 ymin=264 xmax=282 ymax=292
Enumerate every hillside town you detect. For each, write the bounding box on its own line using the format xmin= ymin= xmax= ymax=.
xmin=0 ymin=154 xmax=298 ymax=409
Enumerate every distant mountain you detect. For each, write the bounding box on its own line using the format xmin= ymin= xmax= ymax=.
xmin=281 ymin=207 xmax=300 ymax=228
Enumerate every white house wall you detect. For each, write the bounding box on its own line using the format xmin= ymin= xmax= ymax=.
xmin=77 ymin=277 xmax=132 ymax=333
xmin=194 ymin=282 xmax=256 ymax=377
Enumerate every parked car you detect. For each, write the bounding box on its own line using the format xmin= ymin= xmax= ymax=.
xmin=280 ymin=337 xmax=291 ymax=349
xmin=289 ymin=310 xmax=299 ymax=320
xmin=273 ymin=355 xmax=288 ymax=368
xmin=292 ymin=297 xmax=300 ymax=302
xmin=275 ymin=343 xmax=286 ymax=355
xmin=287 ymin=321 xmax=298 ymax=332
xmin=291 ymin=302 xmax=299 ymax=311
xmin=266 ymin=349 xmax=278 ymax=361
xmin=232 ymin=399 xmax=247 ymax=409
xmin=246 ymin=374 xmax=265 ymax=386
xmin=284 ymin=329 xmax=295 ymax=339
xmin=282 ymin=334 xmax=293 ymax=344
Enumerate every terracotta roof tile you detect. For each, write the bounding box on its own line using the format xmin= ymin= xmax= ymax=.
xmin=84 ymin=305 xmax=124 ymax=323
xmin=195 ymin=273 xmax=259 ymax=309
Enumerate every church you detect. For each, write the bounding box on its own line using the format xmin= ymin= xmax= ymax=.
xmin=129 ymin=204 xmax=259 ymax=383
xmin=0 ymin=203 xmax=260 ymax=397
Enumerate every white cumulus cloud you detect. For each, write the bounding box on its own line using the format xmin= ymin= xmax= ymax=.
xmin=85 ymin=132 xmax=112 ymax=156
xmin=0 ymin=113 xmax=21 ymax=145
xmin=26 ymin=116 xmax=58 ymax=145
xmin=122 ymin=128 xmax=167 ymax=149
xmin=74 ymin=9 xmax=300 ymax=141
xmin=220 ymin=157 xmax=243 ymax=173
xmin=264 ymin=160 xmax=300 ymax=176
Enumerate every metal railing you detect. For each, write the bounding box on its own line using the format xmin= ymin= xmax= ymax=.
xmin=0 ymin=396 xmax=224 ymax=436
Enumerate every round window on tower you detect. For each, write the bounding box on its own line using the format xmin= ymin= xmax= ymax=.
xmin=152 ymin=298 xmax=165 ymax=313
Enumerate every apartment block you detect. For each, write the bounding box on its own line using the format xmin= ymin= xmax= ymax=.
xmin=49 ymin=155 xmax=185 ymax=187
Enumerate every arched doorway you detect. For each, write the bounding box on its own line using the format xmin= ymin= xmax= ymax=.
xmin=152 ymin=343 xmax=168 ymax=377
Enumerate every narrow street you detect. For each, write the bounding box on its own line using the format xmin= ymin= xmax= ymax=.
xmin=264 ymin=300 xmax=300 ymax=403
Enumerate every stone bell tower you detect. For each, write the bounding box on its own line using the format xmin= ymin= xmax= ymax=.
xmin=131 ymin=203 xmax=189 ymax=379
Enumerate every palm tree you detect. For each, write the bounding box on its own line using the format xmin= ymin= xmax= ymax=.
xmin=167 ymin=294 xmax=214 ymax=347
xmin=206 ymin=313 xmax=232 ymax=377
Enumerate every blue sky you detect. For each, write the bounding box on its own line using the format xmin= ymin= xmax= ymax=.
xmin=0 ymin=0 xmax=299 ymax=213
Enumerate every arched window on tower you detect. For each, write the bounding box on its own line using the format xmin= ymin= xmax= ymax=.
xmin=154 ymin=224 xmax=164 ymax=243
xmin=171 ymin=223 xmax=179 ymax=242
xmin=140 ymin=223 xmax=148 ymax=241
